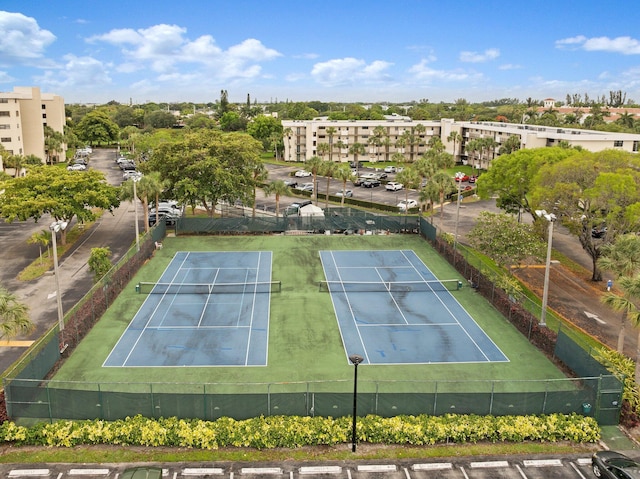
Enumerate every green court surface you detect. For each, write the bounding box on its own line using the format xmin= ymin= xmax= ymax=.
xmin=53 ymin=235 xmax=568 ymax=392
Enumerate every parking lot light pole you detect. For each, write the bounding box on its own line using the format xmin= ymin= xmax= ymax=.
xmin=50 ymin=220 xmax=68 ymax=352
xmin=349 ymin=354 xmax=364 ymax=452
xmin=535 ymin=210 xmax=556 ymax=327
xmin=132 ymin=177 xmax=140 ymax=252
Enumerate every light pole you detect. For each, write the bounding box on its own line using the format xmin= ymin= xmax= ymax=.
xmin=349 ymin=354 xmax=364 ymax=452
xmin=50 ymin=219 xmax=68 ymax=352
xmin=132 ymin=177 xmax=140 ymax=252
xmin=535 ymin=210 xmax=556 ymax=327
xmin=454 ymin=177 xmax=462 ymax=252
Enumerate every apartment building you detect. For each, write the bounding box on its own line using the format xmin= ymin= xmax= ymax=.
xmin=282 ymin=117 xmax=640 ymax=169
xmin=0 ymin=86 xmax=66 ymax=165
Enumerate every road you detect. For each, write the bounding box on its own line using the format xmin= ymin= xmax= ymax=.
xmin=0 ymin=148 xmax=137 ymax=373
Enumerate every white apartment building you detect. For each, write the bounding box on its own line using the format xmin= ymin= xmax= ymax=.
xmin=0 ymin=86 xmax=66 ymax=165
xmin=282 ymin=117 xmax=640 ymax=169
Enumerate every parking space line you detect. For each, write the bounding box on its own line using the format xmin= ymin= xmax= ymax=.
xmin=469 ymin=460 xmax=509 ymax=468
xmin=523 ymin=459 xmax=563 ymax=467
xmin=570 ymin=461 xmax=589 ymax=479
xmin=8 ymin=471 xmax=50 ymax=478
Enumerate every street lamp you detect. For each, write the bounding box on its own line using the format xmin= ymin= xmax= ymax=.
xmin=50 ymin=219 xmax=68 ymax=352
xmin=535 ymin=210 xmax=556 ymax=327
xmin=454 ymin=177 xmax=463 ymax=252
xmin=132 ymin=177 xmax=140 ymax=252
xmin=349 ymin=354 xmax=364 ymax=452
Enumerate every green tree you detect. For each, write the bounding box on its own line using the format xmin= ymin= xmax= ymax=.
xmin=120 ymin=172 xmax=169 ymax=233
xmin=598 ymin=234 xmax=640 ymax=354
xmin=219 ymin=111 xmax=247 ymax=132
xmin=0 ymin=285 xmax=32 ymax=340
xmin=468 ymin=212 xmax=545 ymax=269
xmin=426 ymin=171 xmax=455 ymax=226
xmin=44 ymin=126 xmax=65 ymax=165
xmin=250 ymin=162 xmax=268 ymax=218
xmin=0 ymin=167 xmax=120 ymax=245
xmin=321 ymin=161 xmax=338 ymax=209
xmin=348 ymin=143 xmax=366 ymax=173
xmin=334 ymin=164 xmax=353 ymax=206
xmin=447 ymin=131 xmax=462 ymax=163
xmin=263 ymin=179 xmax=291 ymax=218
xmin=27 ymin=229 xmax=51 ymax=266
xmin=88 ymin=247 xmax=113 ymax=283
xmin=144 ymin=110 xmax=177 ymax=129
xmin=247 ymin=115 xmax=282 ymax=150
xmin=75 ymin=110 xmax=119 ymax=146
xmin=305 ymin=156 xmax=325 ymax=205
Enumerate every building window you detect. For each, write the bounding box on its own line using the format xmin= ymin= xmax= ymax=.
xmin=42 ymin=104 xmax=46 ymax=109
xmin=0 ymin=137 xmax=10 ymax=142
xmin=0 ymin=99 xmax=7 ymax=103
xmin=42 ymin=113 xmax=47 ymax=119
xmin=0 ymin=111 xmax=9 ymax=117
xmin=0 ymin=124 xmax=10 ymax=129
xmin=614 ymin=140 xmax=623 ymax=147
xmin=633 ymin=141 xmax=639 ymax=152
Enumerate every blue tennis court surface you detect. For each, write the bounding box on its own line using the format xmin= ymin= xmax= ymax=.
xmin=320 ymin=250 xmax=509 ymax=365
xmin=104 ymin=251 xmax=272 ymax=367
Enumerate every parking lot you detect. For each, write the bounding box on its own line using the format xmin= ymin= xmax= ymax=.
xmin=0 ymin=455 xmax=597 ymax=478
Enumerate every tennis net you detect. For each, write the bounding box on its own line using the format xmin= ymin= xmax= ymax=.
xmin=137 ymin=281 xmax=281 ymax=294
xmin=318 ymin=279 xmax=462 ymax=293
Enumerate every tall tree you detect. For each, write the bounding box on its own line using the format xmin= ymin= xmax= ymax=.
xmin=305 ymin=156 xmax=324 ymax=205
xmin=44 ymin=126 xmax=64 ymax=165
xmin=27 ymin=229 xmax=51 ymax=266
xmin=348 ymin=142 xmax=366 ymax=172
xmin=326 ymin=126 xmax=337 ymax=163
xmin=321 ymin=161 xmax=338 ymax=209
xmin=334 ymin=164 xmax=353 ymax=206
xmin=0 ymin=167 xmax=120 ymax=245
xmin=446 ymin=131 xmax=462 ymax=163
xmin=597 ymin=234 xmax=640 ymax=353
xmin=263 ymin=179 xmax=291 ymax=218
xmin=75 ymin=110 xmax=119 ymax=146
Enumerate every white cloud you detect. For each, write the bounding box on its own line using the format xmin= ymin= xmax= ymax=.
xmin=408 ymin=59 xmax=471 ymax=82
xmin=459 ymin=48 xmax=500 ymax=63
xmin=499 ymin=63 xmax=522 ymax=71
xmin=0 ymin=70 xmax=15 ymax=83
xmin=0 ymin=11 xmax=56 ymax=64
xmin=311 ymin=57 xmax=393 ymax=86
xmin=34 ymin=54 xmax=112 ymax=89
xmin=556 ymin=35 xmax=640 ymax=54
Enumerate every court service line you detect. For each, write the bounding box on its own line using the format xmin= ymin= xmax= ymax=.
xmin=373 ymin=267 xmax=410 ymax=325
xmin=326 ymin=251 xmax=370 ymax=364
xmin=401 ymin=250 xmax=492 ymax=362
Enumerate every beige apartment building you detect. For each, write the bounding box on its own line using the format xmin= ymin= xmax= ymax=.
xmin=282 ymin=117 xmax=640 ymax=169
xmin=0 ymin=86 xmax=66 ymax=167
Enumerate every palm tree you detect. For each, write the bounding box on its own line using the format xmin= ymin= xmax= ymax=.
xmin=305 ymin=156 xmax=324 ymax=205
xmin=426 ymin=171 xmax=455 ymax=226
xmin=334 ymin=164 xmax=353 ymax=207
xmin=616 ymin=111 xmax=636 ymax=130
xmin=27 ymin=230 xmax=52 ymax=266
xmin=348 ymin=142 xmax=366 ymax=173
xmin=396 ymin=167 xmax=420 ymax=212
xmin=250 ymin=162 xmax=268 ymax=218
xmin=0 ymin=286 xmax=32 ymax=340
xmin=427 ymin=136 xmax=445 ymax=154
xmin=465 ymin=138 xmax=481 ymax=169
xmin=282 ymin=127 xmax=293 ymax=162
xmin=321 ymin=161 xmax=338 ymax=209
xmin=369 ymin=125 xmax=386 ymax=162
xmin=447 ymin=131 xmax=462 ymax=163
xmin=605 ymin=274 xmax=640 ymax=382
xmin=44 ymin=126 xmax=64 ymax=165
xmin=263 ymin=179 xmax=291 ymax=218
xmin=326 ymin=126 xmax=337 ymax=163
xmin=317 ymin=142 xmax=330 ymax=162
xmin=597 ymin=234 xmax=640 ymax=353
xmin=121 ymin=172 xmax=169 ymax=232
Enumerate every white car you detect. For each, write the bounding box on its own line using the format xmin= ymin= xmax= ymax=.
xmin=67 ymin=163 xmax=86 ymax=171
xmin=384 ymin=166 xmax=397 ymax=173
xmin=386 ymin=182 xmax=403 ymax=191
xmin=397 ymin=199 xmax=418 ymax=211
xmin=360 ymin=172 xmax=378 ymax=180
xmin=336 ymin=189 xmax=353 ymax=198
xmin=296 ymin=182 xmax=314 ymax=191
xmin=295 ymin=170 xmax=312 ymax=177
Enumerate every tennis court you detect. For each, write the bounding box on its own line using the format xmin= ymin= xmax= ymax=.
xmin=103 ymin=251 xmax=274 ymax=367
xmin=320 ymin=250 xmax=509 ymax=365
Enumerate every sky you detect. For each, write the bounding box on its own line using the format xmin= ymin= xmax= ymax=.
xmin=1 ymin=0 xmax=640 ymax=105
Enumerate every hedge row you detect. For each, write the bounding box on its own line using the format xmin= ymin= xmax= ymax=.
xmin=0 ymin=413 xmax=599 ymax=450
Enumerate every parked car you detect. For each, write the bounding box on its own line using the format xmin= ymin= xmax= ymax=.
xmin=353 ymin=177 xmax=366 ymax=186
xmin=123 ymin=170 xmax=143 ymax=180
xmin=67 ymin=163 xmax=87 ymax=171
xmin=454 ymin=172 xmax=470 ymax=182
xmin=336 ymin=189 xmax=353 ymax=198
xmin=592 ymin=450 xmax=640 ymax=479
xmin=119 ymin=160 xmax=136 ymax=170
xmin=362 ymin=179 xmax=381 ymax=188
xmin=148 ymin=211 xmax=181 ymax=227
xmin=284 ymin=180 xmax=298 ymax=188
xmin=397 ymin=199 xmax=418 ymax=211
xmin=360 ymin=172 xmax=378 ymax=180
xmin=295 ymin=169 xmax=312 ymax=177
xmin=386 ymin=182 xmax=403 ymax=191
xmin=296 ymin=182 xmax=314 ymax=192
xmin=592 ymin=226 xmax=608 ymax=238
xmin=384 ymin=166 xmax=397 ymax=173
xmin=121 ymin=466 xmax=163 ymax=479
xmin=468 ymin=175 xmax=478 ymax=183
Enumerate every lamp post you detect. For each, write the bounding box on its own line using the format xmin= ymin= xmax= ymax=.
xmin=349 ymin=354 xmax=364 ymax=452
xmin=132 ymin=177 xmax=140 ymax=252
xmin=453 ymin=177 xmax=462 ymax=252
xmin=535 ymin=210 xmax=556 ymax=327
xmin=50 ymin=219 xmax=68 ymax=352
